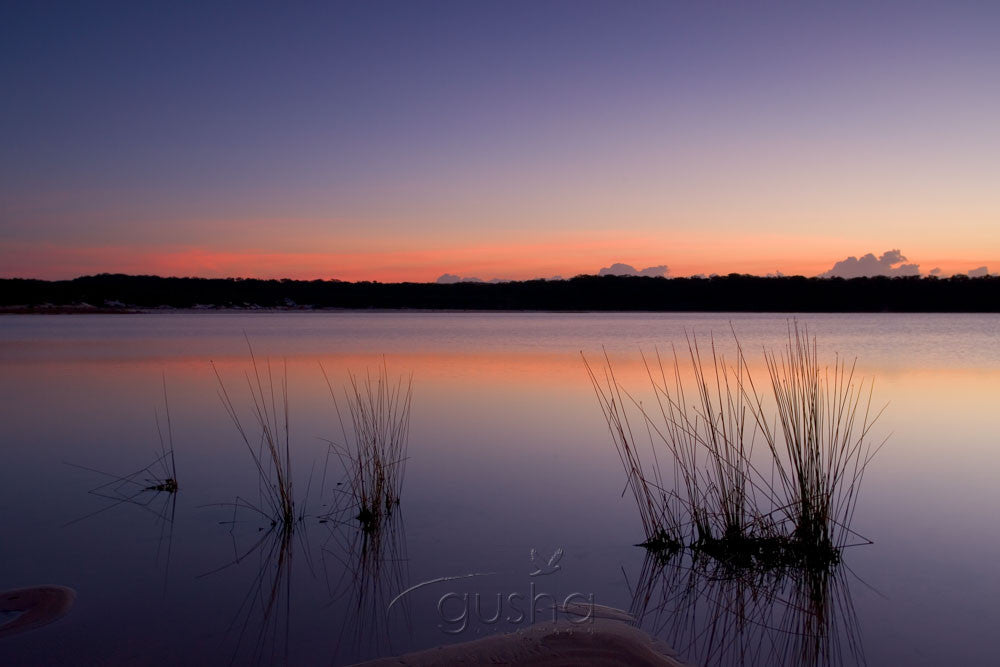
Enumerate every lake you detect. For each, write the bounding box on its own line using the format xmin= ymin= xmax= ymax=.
xmin=2 ymin=312 xmax=999 ymax=665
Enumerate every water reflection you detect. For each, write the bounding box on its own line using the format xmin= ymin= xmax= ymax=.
xmin=322 ymin=511 xmax=410 ymax=662
xmin=201 ymin=519 xmax=317 ymax=665
xmin=4 ymin=314 xmax=1000 ymax=665
xmin=629 ymin=549 xmax=865 ymax=666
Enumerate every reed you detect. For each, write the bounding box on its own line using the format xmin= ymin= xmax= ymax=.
xmin=742 ymin=322 xmax=885 ymax=555
xmin=150 ymin=373 xmax=178 ymax=492
xmin=322 ymin=359 xmax=412 ymax=533
xmin=213 ymin=338 xmax=296 ymax=527
xmin=64 ymin=375 xmax=179 ymax=523
xmin=584 ymin=350 xmax=680 ymax=551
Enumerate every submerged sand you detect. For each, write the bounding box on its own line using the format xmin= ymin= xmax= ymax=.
xmin=354 ymin=605 xmax=684 ymax=666
xmin=0 ymin=585 xmax=76 ymax=639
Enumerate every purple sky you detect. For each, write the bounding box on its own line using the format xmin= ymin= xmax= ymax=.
xmin=2 ymin=1 xmax=998 ymax=280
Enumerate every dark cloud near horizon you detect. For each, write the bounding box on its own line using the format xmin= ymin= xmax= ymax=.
xmin=437 ymin=262 xmax=666 ymax=284
xmin=597 ymin=263 xmax=669 ymax=278
xmin=928 ymin=266 xmax=994 ymax=278
xmin=819 ymin=249 xmax=920 ymax=278
xmin=436 ymin=273 xmax=495 ymax=284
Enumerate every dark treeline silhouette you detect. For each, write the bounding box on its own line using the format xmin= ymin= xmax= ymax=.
xmin=2 ymin=273 xmax=999 ymax=312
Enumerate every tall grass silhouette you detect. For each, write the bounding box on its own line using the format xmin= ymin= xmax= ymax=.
xmin=64 ymin=374 xmax=179 ymax=520
xmin=213 ymin=338 xmax=299 ymax=527
xmin=321 ymin=360 xmax=412 ymax=533
xmin=586 ymin=323 xmax=885 ymax=567
xmin=746 ymin=326 xmax=883 ymax=554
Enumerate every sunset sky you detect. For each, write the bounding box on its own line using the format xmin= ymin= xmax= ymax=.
xmin=2 ymin=1 xmax=998 ymax=281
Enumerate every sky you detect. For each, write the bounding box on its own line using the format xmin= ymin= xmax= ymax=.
xmin=2 ymin=1 xmax=998 ymax=281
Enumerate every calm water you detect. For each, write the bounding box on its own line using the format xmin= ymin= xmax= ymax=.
xmin=2 ymin=312 xmax=1000 ymax=665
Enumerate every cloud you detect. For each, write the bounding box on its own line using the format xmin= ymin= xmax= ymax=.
xmin=597 ymin=262 xmax=669 ymax=278
xmin=436 ymin=273 xmax=515 ymax=284
xmin=819 ymin=249 xmax=920 ymax=278
xmin=436 ymin=273 xmax=494 ymax=283
xmin=967 ymin=266 xmax=990 ymax=278
xmin=929 ymin=267 xmax=942 ymax=276
xmin=437 ymin=272 xmax=568 ymax=283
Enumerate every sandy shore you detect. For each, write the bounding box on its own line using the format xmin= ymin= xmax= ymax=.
xmin=353 ymin=605 xmax=684 ymax=666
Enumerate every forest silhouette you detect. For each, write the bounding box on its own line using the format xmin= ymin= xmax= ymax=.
xmin=2 ymin=273 xmax=999 ymax=312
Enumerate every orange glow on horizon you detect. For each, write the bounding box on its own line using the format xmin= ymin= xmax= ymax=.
xmin=1 ymin=235 xmax=996 ymax=282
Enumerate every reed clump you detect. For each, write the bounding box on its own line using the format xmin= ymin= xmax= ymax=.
xmin=64 ymin=375 xmax=179 ymax=523
xmin=586 ymin=323 xmax=884 ymax=570
xmin=148 ymin=374 xmax=179 ymax=493
xmin=322 ymin=360 xmax=412 ymax=534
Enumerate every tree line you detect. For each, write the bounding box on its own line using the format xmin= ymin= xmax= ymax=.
xmin=2 ymin=273 xmax=999 ymax=312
